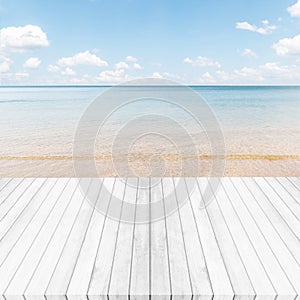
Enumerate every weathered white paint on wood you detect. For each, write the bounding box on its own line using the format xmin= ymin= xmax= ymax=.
xmin=0 ymin=177 xmax=299 ymax=300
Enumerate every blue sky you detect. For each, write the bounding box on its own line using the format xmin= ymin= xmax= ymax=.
xmin=0 ymin=0 xmax=300 ymax=85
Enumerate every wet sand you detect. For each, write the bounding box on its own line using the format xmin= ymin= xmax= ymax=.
xmin=0 ymin=154 xmax=299 ymax=177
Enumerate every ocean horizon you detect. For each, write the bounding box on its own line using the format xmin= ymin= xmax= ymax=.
xmin=0 ymin=85 xmax=299 ymax=177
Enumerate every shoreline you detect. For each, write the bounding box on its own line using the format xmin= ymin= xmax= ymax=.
xmin=0 ymin=155 xmax=299 ymax=177
xmin=0 ymin=154 xmax=299 ymax=161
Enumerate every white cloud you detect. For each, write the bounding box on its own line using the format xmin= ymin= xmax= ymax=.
xmin=61 ymin=67 xmax=76 ymax=76
xmin=203 ymin=72 xmax=215 ymax=81
xmin=15 ymin=71 xmax=29 ymax=78
xmin=62 ymin=71 xmax=131 ymax=85
xmin=115 ymin=61 xmax=129 ymax=69
xmin=234 ymin=66 xmax=262 ymax=79
xmin=125 ymin=55 xmax=138 ymax=62
xmin=162 ymin=72 xmax=182 ymax=80
xmin=0 ymin=71 xmax=29 ymax=81
xmin=133 ymin=63 xmax=143 ymax=70
xmin=238 ymin=48 xmax=258 ymax=58
xmin=48 ymin=64 xmax=60 ymax=72
xmin=68 ymin=76 xmax=90 ymax=84
xmin=0 ymin=56 xmax=13 ymax=73
xmin=96 ymin=69 xmax=127 ymax=83
xmin=216 ymin=70 xmax=231 ymax=81
xmin=57 ymin=50 xmax=108 ymax=67
xmin=232 ymin=62 xmax=298 ymax=83
xmin=152 ymin=72 xmax=163 ymax=79
xmin=116 ymin=58 xmax=143 ymax=70
xmin=152 ymin=62 xmax=162 ymax=67
xmin=0 ymin=25 xmax=49 ymax=53
xmin=183 ymin=56 xmax=221 ymax=68
xmin=272 ymin=35 xmax=300 ymax=56
xmin=197 ymin=72 xmax=216 ymax=84
xmin=113 ymin=56 xmax=144 ymax=70
xmin=23 ymin=57 xmax=41 ymax=69
xmin=288 ymin=0 xmax=300 ymax=18
xmin=150 ymin=71 xmax=182 ymax=81
xmin=236 ymin=20 xmax=276 ymax=35
xmin=236 ymin=21 xmax=257 ymax=31
xmin=261 ymin=62 xmax=287 ymax=72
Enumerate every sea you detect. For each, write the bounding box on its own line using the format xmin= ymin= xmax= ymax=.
xmin=0 ymin=86 xmax=299 ymax=177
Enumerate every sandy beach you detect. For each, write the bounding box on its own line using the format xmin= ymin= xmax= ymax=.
xmin=0 ymin=86 xmax=299 ymax=177
xmin=0 ymin=154 xmax=299 ymax=177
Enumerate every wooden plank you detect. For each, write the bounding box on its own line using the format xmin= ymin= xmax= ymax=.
xmin=0 ymin=178 xmax=47 ymax=240
xmin=0 ymin=177 xmax=298 ymax=299
xmin=129 ymin=178 xmax=150 ymax=298
xmin=43 ymin=178 xmax=103 ymax=299
xmin=174 ymin=178 xmax=214 ymax=298
xmin=223 ymin=178 xmax=296 ymax=299
xmin=88 ymin=178 xmax=125 ymax=297
xmin=210 ymin=178 xmax=276 ymax=298
xmin=254 ymin=178 xmax=300 ymax=239
xmin=0 ymin=179 xmax=68 ymax=271
xmin=3 ymin=178 xmax=83 ymax=297
xmin=243 ymin=178 xmax=300 ymax=265
xmin=285 ymin=177 xmax=300 ymax=190
xmin=0 ymin=179 xmax=57 ymax=266
xmin=0 ymin=178 xmax=23 ymax=206
xmin=290 ymin=177 xmax=300 ymax=185
xmin=231 ymin=178 xmax=300 ymax=295
xmin=149 ymin=178 xmax=171 ymax=297
xmin=191 ymin=178 xmax=253 ymax=299
xmin=24 ymin=178 xmax=101 ymax=299
xmin=108 ymin=178 xmax=138 ymax=297
xmin=276 ymin=178 xmax=300 ymax=204
xmin=66 ymin=178 xmax=115 ymax=300
xmin=0 ymin=178 xmax=12 ymax=192
xmin=4 ymin=177 xmax=83 ymax=295
xmin=161 ymin=177 xmax=191 ymax=297
xmin=265 ymin=178 xmax=300 ymax=221
xmin=0 ymin=178 xmax=34 ymax=221
xmin=0 ymin=178 xmax=70 ymax=296
xmin=287 ymin=177 xmax=300 ymax=193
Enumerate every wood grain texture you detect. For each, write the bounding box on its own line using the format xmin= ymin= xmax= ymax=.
xmin=0 ymin=177 xmax=299 ymax=300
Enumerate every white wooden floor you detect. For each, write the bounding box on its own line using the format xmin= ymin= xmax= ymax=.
xmin=0 ymin=177 xmax=299 ymax=300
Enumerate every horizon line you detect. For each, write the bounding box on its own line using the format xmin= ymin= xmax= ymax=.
xmin=1 ymin=84 xmax=300 ymax=88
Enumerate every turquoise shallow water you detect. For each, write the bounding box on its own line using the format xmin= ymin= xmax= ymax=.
xmin=0 ymin=85 xmax=299 ymax=158
xmin=0 ymin=86 xmax=299 ymax=128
